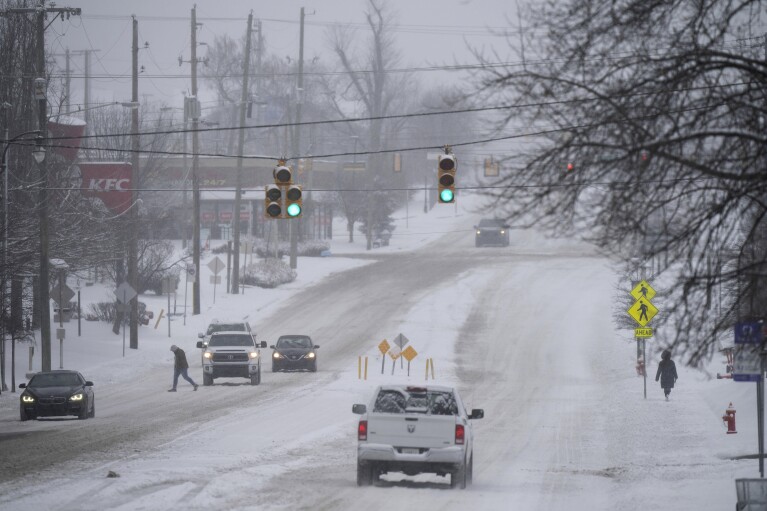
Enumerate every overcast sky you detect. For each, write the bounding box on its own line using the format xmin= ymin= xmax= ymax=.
xmin=51 ymin=0 xmax=520 ymax=110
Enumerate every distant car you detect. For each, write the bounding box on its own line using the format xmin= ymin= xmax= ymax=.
xmin=474 ymin=218 xmax=510 ymax=247
xmin=19 ymin=370 xmax=95 ymax=421
xmin=271 ymin=335 xmax=319 ymax=372
xmin=198 ymin=320 xmax=252 ymax=364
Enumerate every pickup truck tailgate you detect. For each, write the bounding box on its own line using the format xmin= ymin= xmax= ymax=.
xmin=368 ymin=413 xmax=457 ymax=449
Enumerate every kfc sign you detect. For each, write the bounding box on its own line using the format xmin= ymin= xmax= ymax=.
xmin=78 ymin=162 xmax=133 ymax=214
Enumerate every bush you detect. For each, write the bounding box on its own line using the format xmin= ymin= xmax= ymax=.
xmin=85 ymin=301 xmax=147 ymax=322
xmin=253 ymin=238 xmax=329 ymax=258
xmin=241 ymin=259 xmax=297 ymax=288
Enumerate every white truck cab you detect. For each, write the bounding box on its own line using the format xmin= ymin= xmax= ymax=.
xmin=196 ymin=331 xmax=266 ymax=386
xmin=352 ymin=384 xmax=484 ymax=488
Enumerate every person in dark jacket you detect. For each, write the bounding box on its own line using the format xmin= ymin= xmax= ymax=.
xmin=169 ymin=345 xmax=198 ymax=392
xmin=655 ymin=349 xmax=678 ymax=401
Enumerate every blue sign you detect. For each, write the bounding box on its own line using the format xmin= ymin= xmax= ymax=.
xmin=733 ymin=374 xmax=762 ymax=382
xmin=735 ymin=321 xmax=763 ymax=345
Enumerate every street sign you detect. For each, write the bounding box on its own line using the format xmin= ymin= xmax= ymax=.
xmin=630 ymin=280 xmax=657 ymax=301
xmin=207 ymin=256 xmax=225 ymax=275
xmin=186 ymin=264 xmax=196 ymax=283
xmin=343 ymin=162 xmax=366 ymax=172
xmin=735 ymin=321 xmax=764 ymax=345
xmin=733 ymin=345 xmax=763 ymax=382
xmin=627 ymin=298 xmax=658 ymax=327
xmin=50 ymin=282 xmax=75 ymax=305
xmin=378 ymin=339 xmax=390 ymax=355
xmin=635 ymin=328 xmax=653 ymax=338
xmin=388 ymin=345 xmax=401 ymax=360
xmin=56 ymin=328 xmax=66 ymax=340
xmin=393 ymin=333 xmax=409 ymax=349
xmin=115 ymin=282 xmax=137 ymax=304
xmin=161 ymin=276 xmax=178 ymax=294
xmin=240 ymin=242 xmax=253 ymax=254
xmin=402 ymin=345 xmax=418 ymax=362
xmin=209 ymin=275 xmax=222 ymax=285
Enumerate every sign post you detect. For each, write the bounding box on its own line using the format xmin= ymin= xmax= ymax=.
xmin=378 ymin=339 xmax=390 ymax=374
xmin=393 ymin=333 xmax=409 ymax=369
xmin=207 ymin=256 xmax=226 ymax=304
xmin=734 ymin=320 xmax=765 ymax=477
xmin=402 ymin=345 xmax=418 ymax=376
xmin=115 ymin=282 xmax=137 ymax=358
xmin=627 ymin=279 xmax=658 ymax=399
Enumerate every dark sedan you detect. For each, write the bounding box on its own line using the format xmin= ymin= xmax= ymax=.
xmin=271 ymin=335 xmax=319 ymax=372
xmin=19 ymin=370 xmax=95 ymax=421
xmin=474 ymin=218 xmax=510 ymax=247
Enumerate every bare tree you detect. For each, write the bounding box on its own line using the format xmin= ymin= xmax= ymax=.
xmin=471 ymin=0 xmax=767 ymax=366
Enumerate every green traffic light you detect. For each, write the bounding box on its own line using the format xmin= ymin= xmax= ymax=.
xmin=286 ymin=203 xmax=302 ymax=217
xmin=439 ymin=189 xmax=454 ymax=203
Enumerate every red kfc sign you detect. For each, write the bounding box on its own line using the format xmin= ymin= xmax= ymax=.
xmin=48 ymin=116 xmax=86 ymax=163
xmin=78 ymin=162 xmax=133 ymax=214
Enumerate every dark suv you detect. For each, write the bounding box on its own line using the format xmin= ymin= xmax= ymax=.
xmin=474 ymin=218 xmax=510 ymax=247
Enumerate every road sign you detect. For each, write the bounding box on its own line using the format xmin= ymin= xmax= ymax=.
xmin=115 ymin=282 xmax=137 ymax=304
xmin=50 ymin=282 xmax=75 ymax=305
xmin=402 ymin=345 xmax=418 ymax=362
xmin=378 ymin=339 xmax=390 ymax=355
xmin=186 ymin=264 xmax=196 ymax=283
xmin=635 ymin=328 xmax=653 ymax=338
xmin=388 ymin=345 xmax=401 ymax=360
xmin=735 ymin=321 xmax=764 ymax=345
xmin=393 ymin=333 xmax=409 ymax=349
xmin=627 ymin=298 xmax=658 ymax=327
xmin=209 ymin=275 xmax=222 ymax=285
xmin=630 ymin=280 xmax=656 ymax=301
xmin=240 ymin=241 xmax=253 ymax=254
xmin=733 ymin=345 xmax=763 ymax=382
xmin=207 ymin=256 xmax=225 ymax=275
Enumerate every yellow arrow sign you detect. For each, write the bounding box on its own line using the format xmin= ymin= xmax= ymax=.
xmin=630 ymin=280 xmax=656 ymax=301
xmin=378 ymin=339 xmax=390 ymax=355
xmin=628 ymin=298 xmax=658 ymax=327
xmin=402 ymin=345 xmax=418 ymax=362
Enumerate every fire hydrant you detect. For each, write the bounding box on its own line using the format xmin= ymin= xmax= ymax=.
xmin=636 ymin=358 xmax=645 ymax=377
xmin=722 ymin=403 xmax=737 ymax=434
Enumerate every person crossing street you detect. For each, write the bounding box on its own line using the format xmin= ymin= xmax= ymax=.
xmin=169 ymin=345 xmax=198 ymax=392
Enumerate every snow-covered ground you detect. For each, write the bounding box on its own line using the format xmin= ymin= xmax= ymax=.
xmin=0 ymin=192 xmax=762 ymax=511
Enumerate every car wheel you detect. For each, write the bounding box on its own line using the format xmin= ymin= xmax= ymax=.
xmin=78 ymin=403 xmax=88 ymax=420
xmin=20 ymin=406 xmax=28 ymax=422
xmin=475 ymin=240 xmax=481 ymax=247
xmin=451 ymin=459 xmax=467 ymax=489
xmin=251 ymin=369 xmax=261 ymax=386
xmin=356 ymin=462 xmax=374 ymax=487
xmin=89 ymin=398 xmax=96 ymax=418
xmin=203 ymin=373 xmax=213 ymax=386
xmin=310 ymin=360 xmax=317 ymax=372
xmin=467 ymin=455 xmax=473 ymax=485
xmin=272 ymin=364 xmax=279 ymax=373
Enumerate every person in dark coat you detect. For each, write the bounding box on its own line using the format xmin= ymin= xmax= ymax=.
xmin=169 ymin=345 xmax=198 ymax=392
xmin=655 ymin=349 xmax=678 ymax=400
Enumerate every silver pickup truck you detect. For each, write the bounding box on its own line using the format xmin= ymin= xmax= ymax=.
xmin=352 ymin=384 xmax=484 ymax=489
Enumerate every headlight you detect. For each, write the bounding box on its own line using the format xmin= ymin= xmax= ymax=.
xmin=307 ymin=352 xmax=316 ymax=359
xmin=476 ymin=230 xmax=481 ymax=235
xmin=273 ymin=352 xmax=281 ymax=359
xmin=69 ymin=393 xmax=84 ymax=402
xmin=500 ymin=230 xmax=505 ymax=234
xmin=249 ymin=351 xmax=259 ymax=359
xmin=21 ymin=394 xmax=34 ymax=403
xmin=203 ymin=352 xmax=212 ymax=359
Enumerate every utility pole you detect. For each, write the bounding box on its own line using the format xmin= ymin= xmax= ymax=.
xmin=127 ymin=15 xmax=140 ymax=350
xmin=64 ymin=49 xmax=70 ymax=113
xmin=191 ymin=5 xmax=201 ymax=315
xmin=231 ymin=12 xmax=253 ymax=294
xmin=290 ymin=7 xmax=306 ymax=270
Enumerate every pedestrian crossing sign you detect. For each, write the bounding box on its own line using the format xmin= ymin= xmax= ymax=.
xmin=630 ymin=280 xmax=656 ymax=301
xmin=628 ymin=298 xmax=658 ymax=327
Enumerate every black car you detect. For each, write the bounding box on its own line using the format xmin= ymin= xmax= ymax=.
xmin=271 ymin=335 xmax=319 ymax=372
xmin=474 ymin=218 xmax=510 ymax=247
xmin=19 ymin=370 xmax=95 ymax=421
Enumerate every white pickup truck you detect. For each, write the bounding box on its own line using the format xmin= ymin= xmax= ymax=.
xmin=352 ymin=384 xmax=484 ymax=489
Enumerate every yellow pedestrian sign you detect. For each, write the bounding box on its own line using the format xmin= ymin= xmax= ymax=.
xmin=628 ymin=298 xmax=658 ymax=327
xmin=635 ymin=327 xmax=653 ymax=338
xmin=630 ymin=280 xmax=656 ymax=301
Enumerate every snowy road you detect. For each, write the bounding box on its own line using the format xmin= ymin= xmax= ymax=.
xmin=0 ymin=227 xmax=748 ymax=510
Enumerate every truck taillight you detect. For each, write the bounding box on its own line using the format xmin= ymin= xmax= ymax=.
xmin=455 ymin=424 xmax=465 ymax=445
xmin=358 ymin=420 xmax=368 ymax=441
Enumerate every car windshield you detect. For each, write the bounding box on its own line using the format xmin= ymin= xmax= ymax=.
xmin=373 ymin=389 xmax=458 ymax=415
xmin=29 ymin=372 xmax=82 ymax=387
xmin=276 ymin=337 xmax=312 ymax=349
xmin=206 ymin=323 xmax=246 ymax=335
xmin=209 ymin=334 xmax=254 ymax=347
xmin=478 ymin=219 xmax=503 ymax=228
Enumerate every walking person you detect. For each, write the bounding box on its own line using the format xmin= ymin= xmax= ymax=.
xmin=655 ymin=349 xmax=678 ymax=401
xmin=169 ymin=345 xmax=198 ymax=392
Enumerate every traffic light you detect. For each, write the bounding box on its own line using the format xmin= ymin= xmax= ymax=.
xmin=285 ymin=185 xmax=303 ymax=218
xmin=273 ymin=164 xmax=292 ymax=185
xmin=265 ymin=184 xmax=283 ymax=219
xmin=438 ymin=153 xmax=456 ymax=203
